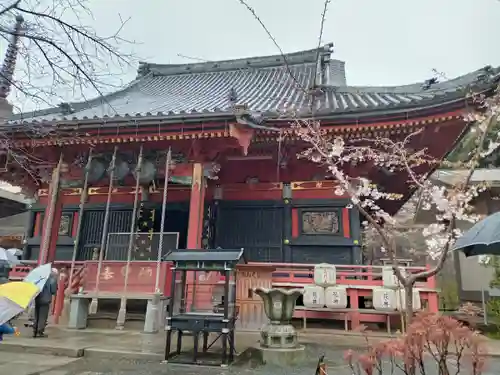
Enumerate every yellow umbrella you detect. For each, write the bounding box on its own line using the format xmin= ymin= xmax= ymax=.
xmin=0 ymin=281 xmax=39 ymax=326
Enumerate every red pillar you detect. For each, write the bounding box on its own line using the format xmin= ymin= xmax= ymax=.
xmin=39 ymin=162 xmax=63 ymax=264
xmin=186 ymin=163 xmax=205 ymax=249
xmin=185 ymin=163 xmax=207 ymax=311
xmin=47 ymin=200 xmax=62 ymax=263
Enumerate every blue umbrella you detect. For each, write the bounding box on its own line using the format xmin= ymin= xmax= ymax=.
xmin=452 ymin=212 xmax=500 ymax=256
xmin=24 ymin=263 xmax=52 ymax=291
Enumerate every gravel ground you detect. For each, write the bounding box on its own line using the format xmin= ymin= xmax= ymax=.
xmin=39 ymin=344 xmax=500 ymax=375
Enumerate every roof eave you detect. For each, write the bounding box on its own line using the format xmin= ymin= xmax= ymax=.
xmin=5 ymin=95 xmax=470 ymax=134
xmin=7 ymin=72 xmax=496 ymax=132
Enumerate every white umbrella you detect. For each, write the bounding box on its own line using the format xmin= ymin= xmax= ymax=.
xmin=6 ymin=248 xmax=22 ymax=257
xmin=24 ymin=263 xmax=52 ymax=291
xmin=0 ymin=247 xmax=20 ymax=265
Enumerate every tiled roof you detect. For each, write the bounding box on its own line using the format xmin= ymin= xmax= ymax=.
xmin=432 ymin=169 xmax=500 ymax=187
xmin=0 ymin=184 xmax=29 ymax=204
xmin=9 ymin=44 xmax=500 ymax=125
xmin=0 ymin=212 xmax=27 ymax=236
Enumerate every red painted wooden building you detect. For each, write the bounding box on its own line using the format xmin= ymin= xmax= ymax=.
xmin=2 ymin=42 xmax=499 ymax=321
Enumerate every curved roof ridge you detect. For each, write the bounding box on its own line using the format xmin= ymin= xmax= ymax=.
xmin=330 ymin=66 xmax=499 ymax=94
xmin=137 ymin=43 xmax=335 ymax=77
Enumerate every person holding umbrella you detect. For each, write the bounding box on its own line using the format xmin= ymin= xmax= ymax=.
xmin=32 ymin=268 xmax=58 ymax=338
xmin=23 ymin=264 xmax=58 ymax=338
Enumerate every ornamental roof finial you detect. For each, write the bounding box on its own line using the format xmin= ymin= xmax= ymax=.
xmin=0 ymin=15 xmax=24 ymax=100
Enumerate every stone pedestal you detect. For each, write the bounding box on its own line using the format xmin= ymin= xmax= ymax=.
xmin=144 ymin=294 xmax=169 ymax=334
xmin=68 ymin=297 xmax=88 ymax=329
xmin=256 ymin=345 xmax=306 ymax=366
xmin=261 ymin=323 xmax=298 ymax=348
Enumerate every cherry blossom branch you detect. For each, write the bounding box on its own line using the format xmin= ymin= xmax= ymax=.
xmin=293 ymin=118 xmax=410 ymax=281
xmin=293 ymin=81 xmax=499 ymax=286
xmin=415 ymin=114 xmax=496 ymax=281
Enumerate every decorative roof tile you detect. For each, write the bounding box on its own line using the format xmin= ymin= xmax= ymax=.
xmin=9 ymin=44 xmax=500 ymax=125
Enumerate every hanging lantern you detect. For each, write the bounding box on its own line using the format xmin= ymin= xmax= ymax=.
xmin=110 ymin=154 xmax=131 ymax=181
xmin=87 ymin=158 xmax=106 ymax=183
xmin=134 ymin=158 xmax=157 ymax=184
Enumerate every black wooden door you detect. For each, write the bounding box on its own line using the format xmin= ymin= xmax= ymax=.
xmin=215 ymin=203 xmax=283 ymax=262
xmin=158 ymin=208 xmax=189 ymax=250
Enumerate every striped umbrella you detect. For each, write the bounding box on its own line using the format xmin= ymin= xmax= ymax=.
xmin=0 ymin=281 xmax=39 ymax=325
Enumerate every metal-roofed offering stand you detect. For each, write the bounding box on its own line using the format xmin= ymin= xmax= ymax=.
xmin=163 ymin=248 xmax=245 ymax=367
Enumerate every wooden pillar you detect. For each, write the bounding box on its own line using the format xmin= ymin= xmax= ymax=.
xmin=187 ymin=163 xmax=205 ymax=249
xmin=47 ymin=198 xmax=63 ymax=263
xmin=39 ymin=154 xmax=63 ymax=264
xmin=186 ymin=163 xmax=206 ymax=311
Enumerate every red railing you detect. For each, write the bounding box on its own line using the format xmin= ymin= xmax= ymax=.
xmin=11 ymin=261 xmax=439 ymax=329
xmin=9 ymin=262 xmax=37 ymax=280
xmin=244 ymin=262 xmax=434 ymax=287
xmin=246 ymin=262 xmax=439 ymax=329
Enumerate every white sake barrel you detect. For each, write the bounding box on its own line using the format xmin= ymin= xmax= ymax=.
xmin=313 ymin=263 xmax=336 ymax=287
xmin=303 ymin=285 xmax=325 ymax=308
xmin=372 ymin=288 xmax=397 ymax=311
xmin=324 ymin=286 xmax=348 ymax=309
xmin=395 ymin=289 xmax=422 ymax=311
xmin=382 ymin=266 xmax=406 ymax=288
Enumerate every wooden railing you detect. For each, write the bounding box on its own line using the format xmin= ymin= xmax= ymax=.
xmin=245 ymin=262 xmax=439 ymax=329
xmin=9 ymin=261 xmax=37 ymax=280
xmin=245 ymin=262 xmax=436 ymax=289
xmin=10 ymin=261 xmax=439 ymax=329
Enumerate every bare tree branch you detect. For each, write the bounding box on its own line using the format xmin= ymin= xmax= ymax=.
xmin=0 ymin=0 xmax=20 ymax=18
xmin=0 ymin=0 xmax=134 ymax=191
xmin=236 ymin=0 xmax=308 ymax=95
xmin=0 ymin=0 xmax=135 ymax=111
xmin=312 ymin=0 xmax=332 ymax=86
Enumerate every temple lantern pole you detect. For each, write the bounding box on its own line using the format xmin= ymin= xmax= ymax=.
xmin=117 ymin=144 xmax=144 ymax=329
xmin=39 ymin=152 xmax=63 ymax=264
xmin=66 ymin=148 xmax=92 ymax=298
xmin=89 ymin=146 xmax=117 ymax=315
xmin=155 ymin=147 xmax=171 ymax=293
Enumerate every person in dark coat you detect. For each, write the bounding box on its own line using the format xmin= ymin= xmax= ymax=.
xmin=33 ymin=268 xmax=58 ymax=338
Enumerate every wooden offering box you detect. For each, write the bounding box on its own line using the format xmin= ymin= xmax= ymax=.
xmin=236 ymin=263 xmax=276 ymax=330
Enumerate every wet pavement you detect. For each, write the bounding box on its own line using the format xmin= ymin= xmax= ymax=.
xmin=3 ymin=324 xmax=393 ymax=357
xmin=3 ymin=325 xmax=500 ymax=374
xmin=0 ymin=352 xmax=78 ymax=375
xmin=28 ymin=345 xmax=500 ymax=375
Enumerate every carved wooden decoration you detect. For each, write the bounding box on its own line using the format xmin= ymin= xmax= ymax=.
xmin=58 ymin=213 xmax=72 ymax=236
xmin=301 ymin=211 xmax=340 ymax=235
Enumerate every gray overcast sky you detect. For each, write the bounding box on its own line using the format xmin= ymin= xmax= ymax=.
xmin=87 ymin=0 xmax=500 ymax=87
